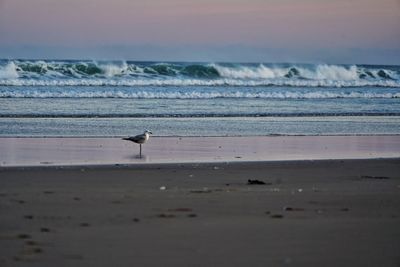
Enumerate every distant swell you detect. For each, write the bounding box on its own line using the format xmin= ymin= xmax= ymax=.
xmin=2 ymin=112 xmax=399 ymax=118
xmin=0 ymin=60 xmax=399 ymax=88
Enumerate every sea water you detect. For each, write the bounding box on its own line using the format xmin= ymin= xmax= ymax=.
xmin=0 ymin=60 xmax=399 ymax=136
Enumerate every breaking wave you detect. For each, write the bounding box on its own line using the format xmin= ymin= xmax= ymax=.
xmin=0 ymin=60 xmax=399 ymax=88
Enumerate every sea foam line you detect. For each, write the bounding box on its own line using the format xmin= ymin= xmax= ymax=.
xmin=0 ymin=89 xmax=399 ymax=99
xmin=1 ymin=78 xmax=400 ymax=88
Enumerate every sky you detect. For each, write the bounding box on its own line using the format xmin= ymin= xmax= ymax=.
xmin=0 ymin=0 xmax=399 ymax=64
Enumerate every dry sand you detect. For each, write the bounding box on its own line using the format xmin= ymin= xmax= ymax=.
xmin=0 ymin=158 xmax=399 ymax=266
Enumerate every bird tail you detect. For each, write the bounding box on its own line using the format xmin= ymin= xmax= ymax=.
xmin=122 ymin=137 xmax=130 ymax=141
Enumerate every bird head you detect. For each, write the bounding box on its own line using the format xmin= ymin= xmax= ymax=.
xmin=144 ymin=130 xmax=153 ymax=135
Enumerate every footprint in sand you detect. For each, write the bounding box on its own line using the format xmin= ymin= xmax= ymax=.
xmin=63 ymin=254 xmax=84 ymax=260
xmin=157 ymin=214 xmax=176 ymax=218
xmin=12 ymin=199 xmax=26 ymax=204
xmin=25 ymin=240 xmax=38 ymax=246
xmin=13 ymin=247 xmax=43 ymax=262
xmin=31 ymin=248 xmax=43 ymax=254
xmin=270 ymin=214 xmax=284 ymax=219
xmin=168 ymin=208 xmax=193 ymax=212
xmin=190 ymin=189 xmax=212 ymax=193
xmin=17 ymin=234 xmax=31 ymax=239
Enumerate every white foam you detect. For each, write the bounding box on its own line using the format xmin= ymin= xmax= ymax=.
xmin=99 ymin=61 xmax=129 ymax=77
xmin=213 ymin=64 xmax=365 ymax=81
xmin=214 ymin=64 xmax=287 ymax=79
xmin=0 ymin=77 xmax=399 ymax=88
xmin=0 ymin=62 xmax=19 ymax=79
xmin=299 ymin=65 xmax=359 ymax=81
xmin=0 ymin=88 xmax=399 ymax=99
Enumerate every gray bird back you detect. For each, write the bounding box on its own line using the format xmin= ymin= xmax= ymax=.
xmin=126 ymin=134 xmax=146 ymax=144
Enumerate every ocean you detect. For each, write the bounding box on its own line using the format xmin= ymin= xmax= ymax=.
xmin=0 ymin=59 xmax=399 ymax=136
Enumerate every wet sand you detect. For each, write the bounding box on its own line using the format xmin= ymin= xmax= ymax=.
xmin=1 ymin=135 xmax=400 ymax=166
xmin=0 ymin=159 xmax=399 ymax=266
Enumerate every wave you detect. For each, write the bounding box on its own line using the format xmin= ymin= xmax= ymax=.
xmin=0 ymin=62 xmax=19 ymax=79
xmin=1 ymin=88 xmax=399 ymax=99
xmin=0 ymin=60 xmax=399 ymax=88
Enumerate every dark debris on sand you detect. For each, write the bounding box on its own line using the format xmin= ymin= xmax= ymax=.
xmin=284 ymin=207 xmax=305 ymax=211
xmin=361 ymin=175 xmax=390 ymax=180
xmin=247 ymin=179 xmax=271 ymax=185
xmin=190 ymin=189 xmax=212 ymax=193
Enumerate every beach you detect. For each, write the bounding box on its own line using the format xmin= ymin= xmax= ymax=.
xmin=1 ymin=0 xmax=400 ymax=265
xmin=0 ymin=137 xmax=400 ymax=266
xmin=1 ymin=61 xmax=400 ymax=266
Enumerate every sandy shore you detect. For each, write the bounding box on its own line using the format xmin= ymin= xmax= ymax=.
xmin=1 ymin=136 xmax=400 ymax=166
xmin=0 ymin=159 xmax=399 ymax=266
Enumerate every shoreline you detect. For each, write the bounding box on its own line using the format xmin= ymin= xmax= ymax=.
xmin=2 ymin=116 xmax=400 ymax=137
xmin=1 ymin=133 xmax=400 ymax=137
xmin=1 ymin=135 xmax=400 ymax=167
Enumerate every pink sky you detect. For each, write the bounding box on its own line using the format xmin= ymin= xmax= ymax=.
xmin=0 ymin=0 xmax=399 ymax=62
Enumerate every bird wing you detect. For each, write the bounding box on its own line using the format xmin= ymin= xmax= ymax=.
xmin=123 ymin=134 xmax=146 ymax=144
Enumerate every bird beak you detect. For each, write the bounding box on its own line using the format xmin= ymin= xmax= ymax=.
xmin=149 ymin=131 xmax=153 ymax=134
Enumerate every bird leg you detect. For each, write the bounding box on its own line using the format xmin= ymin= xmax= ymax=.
xmin=139 ymin=144 xmax=142 ymax=158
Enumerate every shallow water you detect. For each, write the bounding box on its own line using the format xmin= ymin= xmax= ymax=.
xmin=1 ymin=60 xmax=399 ymax=136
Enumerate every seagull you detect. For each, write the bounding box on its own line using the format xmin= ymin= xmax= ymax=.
xmin=122 ymin=130 xmax=152 ymax=158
